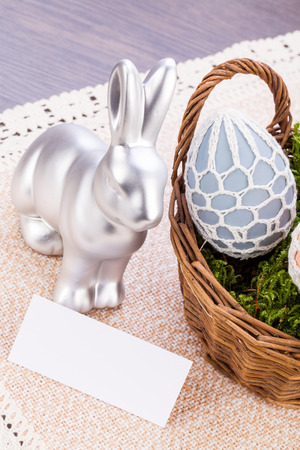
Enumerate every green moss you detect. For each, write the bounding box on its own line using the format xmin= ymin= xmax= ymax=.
xmin=197 ymin=124 xmax=300 ymax=339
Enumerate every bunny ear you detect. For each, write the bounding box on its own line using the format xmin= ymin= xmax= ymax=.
xmin=108 ymin=59 xmax=144 ymax=146
xmin=141 ymin=58 xmax=177 ymax=146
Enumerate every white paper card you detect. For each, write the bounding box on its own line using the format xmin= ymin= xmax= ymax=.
xmin=8 ymin=295 xmax=192 ymax=427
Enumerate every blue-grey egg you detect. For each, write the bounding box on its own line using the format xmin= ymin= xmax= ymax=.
xmin=184 ymin=108 xmax=297 ymax=259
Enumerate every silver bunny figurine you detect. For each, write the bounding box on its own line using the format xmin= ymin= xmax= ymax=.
xmin=11 ymin=58 xmax=176 ymax=313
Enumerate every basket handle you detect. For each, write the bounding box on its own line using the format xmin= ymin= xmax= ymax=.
xmin=171 ymin=58 xmax=292 ymax=185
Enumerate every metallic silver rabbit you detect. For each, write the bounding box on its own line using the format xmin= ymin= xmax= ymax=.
xmin=11 ymin=58 xmax=176 ymax=313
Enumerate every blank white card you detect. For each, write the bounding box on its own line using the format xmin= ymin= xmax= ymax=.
xmin=8 ymin=295 xmax=192 ymax=427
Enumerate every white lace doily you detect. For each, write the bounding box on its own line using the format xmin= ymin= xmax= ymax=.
xmin=0 ymin=380 xmax=45 ymax=449
xmin=1 ymin=31 xmax=299 ymax=173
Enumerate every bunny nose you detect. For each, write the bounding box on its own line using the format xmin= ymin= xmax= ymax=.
xmin=140 ymin=212 xmax=162 ymax=230
xmin=130 ymin=215 xmax=161 ymax=232
xmin=137 ymin=197 xmax=165 ymax=231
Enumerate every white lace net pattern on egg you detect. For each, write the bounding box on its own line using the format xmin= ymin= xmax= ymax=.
xmin=184 ymin=109 xmax=297 ymax=259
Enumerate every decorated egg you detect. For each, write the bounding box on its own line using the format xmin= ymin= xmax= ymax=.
xmin=288 ymin=223 xmax=300 ymax=289
xmin=184 ymin=108 xmax=297 ymax=259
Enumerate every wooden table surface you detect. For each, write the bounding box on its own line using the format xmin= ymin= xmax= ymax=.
xmin=0 ymin=0 xmax=299 ymax=111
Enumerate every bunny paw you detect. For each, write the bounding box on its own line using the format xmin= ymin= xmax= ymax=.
xmin=53 ymin=284 xmax=94 ymax=313
xmin=94 ymin=281 xmax=125 ymax=308
xmin=20 ymin=214 xmax=63 ymax=256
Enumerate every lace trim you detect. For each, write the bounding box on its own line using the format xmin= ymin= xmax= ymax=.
xmin=0 ymin=381 xmax=46 ymax=449
xmin=0 ymin=30 xmax=299 ymax=172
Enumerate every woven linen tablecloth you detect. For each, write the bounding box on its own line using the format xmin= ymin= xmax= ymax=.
xmin=1 ymin=31 xmax=300 ymax=449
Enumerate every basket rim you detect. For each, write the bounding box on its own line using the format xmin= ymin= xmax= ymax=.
xmin=169 ymin=57 xmax=300 ymax=364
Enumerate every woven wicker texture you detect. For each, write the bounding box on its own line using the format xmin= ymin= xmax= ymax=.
xmin=170 ymin=58 xmax=300 ymax=409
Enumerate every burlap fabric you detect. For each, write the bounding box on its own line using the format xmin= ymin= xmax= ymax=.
xmin=0 ymin=31 xmax=300 ymax=449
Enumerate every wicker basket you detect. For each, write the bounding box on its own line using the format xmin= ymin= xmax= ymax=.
xmin=169 ymin=58 xmax=300 ymax=409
